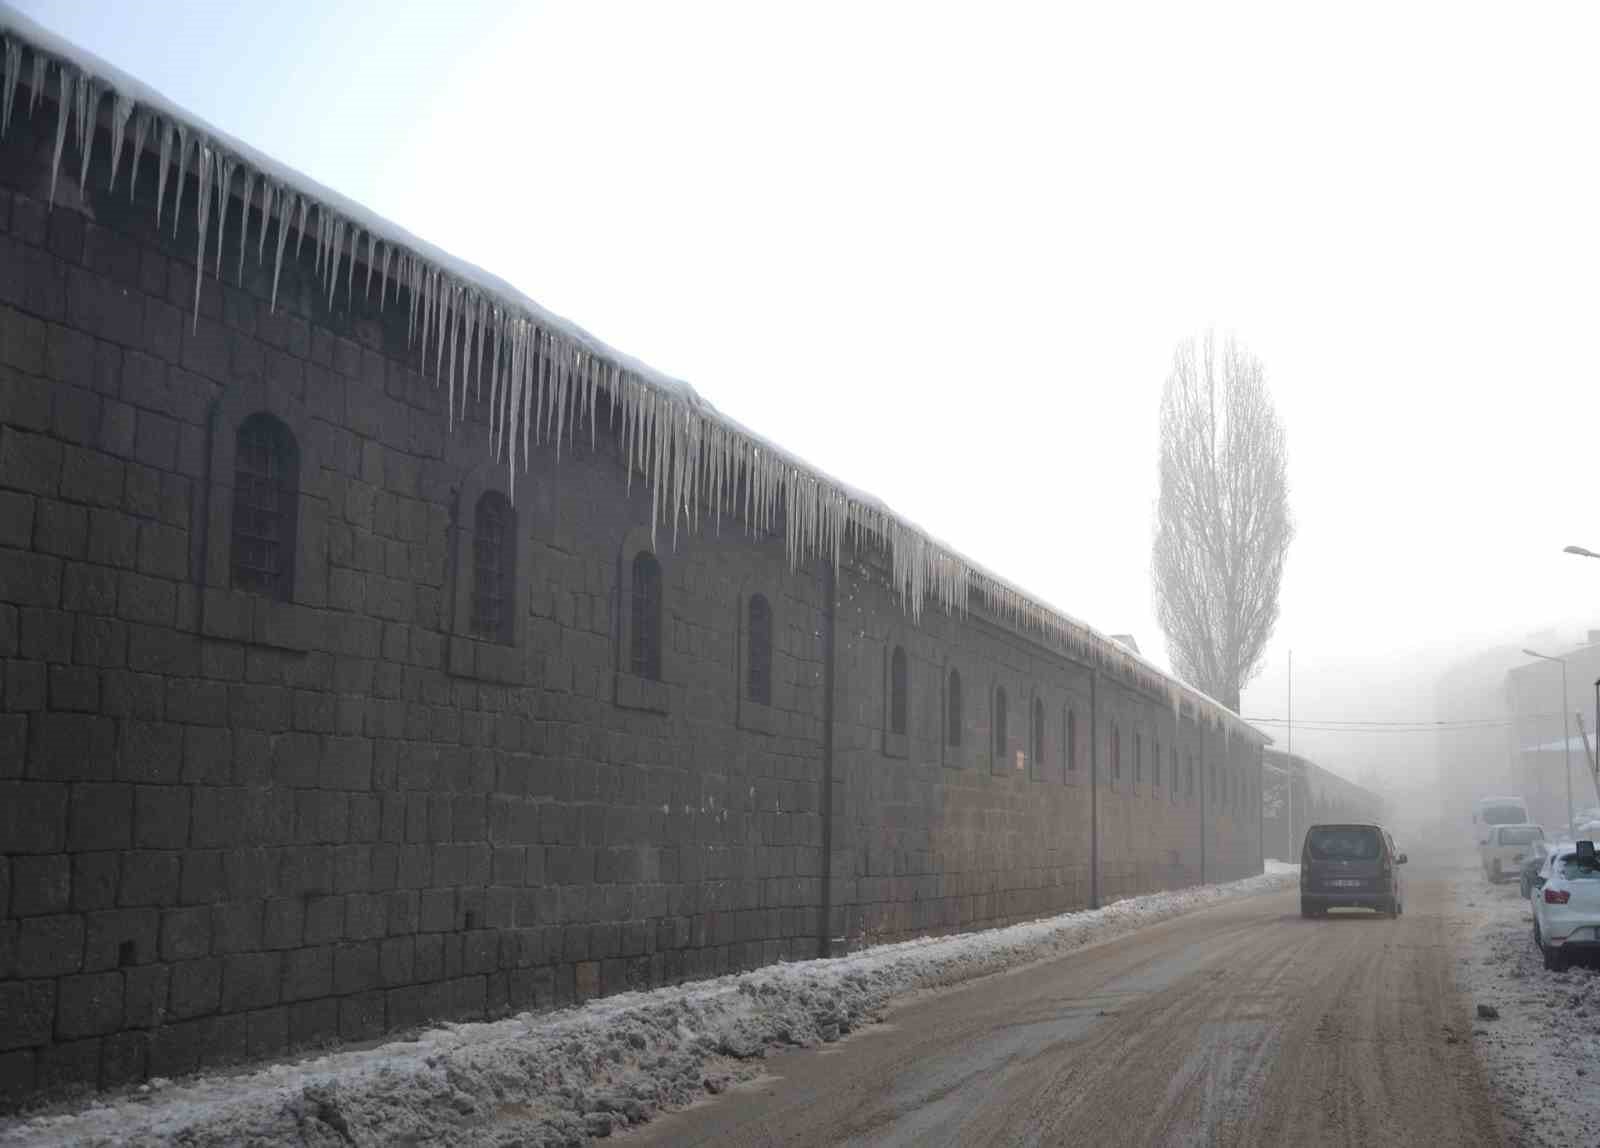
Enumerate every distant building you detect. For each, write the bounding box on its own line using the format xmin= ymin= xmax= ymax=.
xmin=1506 ymin=632 xmax=1600 ymax=831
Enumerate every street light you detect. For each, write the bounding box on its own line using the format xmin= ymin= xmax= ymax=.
xmin=1524 ymin=648 xmax=1575 ymax=832
xmin=1565 ymin=545 xmax=1600 ymax=559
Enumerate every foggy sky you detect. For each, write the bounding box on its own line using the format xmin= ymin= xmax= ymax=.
xmin=19 ymin=0 xmax=1600 ymax=786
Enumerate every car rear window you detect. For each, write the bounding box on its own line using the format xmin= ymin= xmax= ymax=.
xmin=1306 ymin=826 xmax=1382 ymax=861
xmin=1499 ymin=827 xmax=1543 ymax=846
xmin=1483 ymin=805 xmax=1527 ymax=826
xmin=1557 ymin=856 xmax=1600 ymax=880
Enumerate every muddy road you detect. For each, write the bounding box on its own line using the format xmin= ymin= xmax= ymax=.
xmin=629 ymin=860 xmax=1498 ymax=1147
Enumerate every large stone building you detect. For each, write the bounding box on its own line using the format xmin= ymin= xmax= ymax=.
xmin=0 ymin=13 xmax=1267 ymax=1106
xmin=1506 ymin=633 xmax=1600 ymax=833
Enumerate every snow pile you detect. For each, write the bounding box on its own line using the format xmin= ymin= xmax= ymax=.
xmin=1454 ymin=868 xmax=1600 ymax=1148
xmin=0 ymin=867 xmax=1295 ymax=1147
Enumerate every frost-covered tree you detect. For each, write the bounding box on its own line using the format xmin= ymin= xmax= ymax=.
xmin=1152 ymin=334 xmax=1293 ymax=712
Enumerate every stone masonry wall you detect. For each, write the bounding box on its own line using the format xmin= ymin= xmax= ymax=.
xmin=0 ymin=87 xmax=1262 ymax=1109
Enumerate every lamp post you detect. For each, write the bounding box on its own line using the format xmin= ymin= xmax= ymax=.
xmin=1524 ymin=648 xmax=1575 ymax=833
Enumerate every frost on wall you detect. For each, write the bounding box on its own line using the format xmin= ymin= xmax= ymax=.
xmin=0 ymin=14 xmax=1260 ymax=746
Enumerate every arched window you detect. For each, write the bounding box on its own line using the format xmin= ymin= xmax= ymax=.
xmin=889 ymin=646 xmax=908 ymax=736
xmin=993 ymin=686 xmax=1008 ymax=756
xmin=747 ymin=594 xmax=772 ymax=705
xmin=1065 ymin=709 xmax=1077 ymax=772
xmin=1134 ymin=733 xmax=1143 ymax=787
xmin=470 ymin=491 xmax=515 ymax=643
xmin=1031 ymin=697 xmax=1045 ymax=774
xmin=946 ymin=669 xmax=963 ymax=748
xmin=232 ymin=413 xmax=299 ymax=600
xmin=630 ymin=550 xmax=662 ymax=681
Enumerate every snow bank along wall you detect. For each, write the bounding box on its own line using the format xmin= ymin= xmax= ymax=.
xmin=0 ymin=22 xmax=1267 ymax=1109
xmin=1261 ymin=749 xmax=1384 ymax=861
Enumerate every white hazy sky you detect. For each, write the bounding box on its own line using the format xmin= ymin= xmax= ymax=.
xmin=16 ymin=0 xmax=1600 ymax=781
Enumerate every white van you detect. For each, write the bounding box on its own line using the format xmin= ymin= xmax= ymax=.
xmin=1480 ymin=823 xmax=1544 ymax=883
xmin=1474 ymin=796 xmax=1531 ymax=846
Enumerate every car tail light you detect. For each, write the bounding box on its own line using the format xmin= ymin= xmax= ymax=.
xmin=1545 ymin=888 xmax=1571 ymax=905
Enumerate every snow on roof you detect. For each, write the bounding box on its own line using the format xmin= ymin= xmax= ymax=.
xmin=0 ymin=4 xmax=1264 ymax=742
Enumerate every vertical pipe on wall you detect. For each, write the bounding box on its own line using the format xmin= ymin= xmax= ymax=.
xmin=819 ymin=561 xmax=836 ymax=957
xmin=1199 ymin=719 xmax=1207 ymax=885
xmin=1089 ymin=668 xmax=1100 ymax=909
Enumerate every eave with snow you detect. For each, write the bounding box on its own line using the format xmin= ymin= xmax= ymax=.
xmin=0 ymin=3 xmax=1265 ymax=747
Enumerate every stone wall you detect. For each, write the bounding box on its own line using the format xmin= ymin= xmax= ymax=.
xmin=0 ymin=88 xmax=1263 ymax=1109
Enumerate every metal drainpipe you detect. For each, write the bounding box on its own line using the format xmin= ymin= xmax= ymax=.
xmin=1089 ymin=668 xmax=1100 ymax=910
xmin=819 ymin=561 xmax=836 ymax=957
xmin=1199 ymin=721 xmax=1207 ymax=886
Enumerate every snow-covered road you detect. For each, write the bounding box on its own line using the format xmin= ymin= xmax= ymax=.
xmin=0 ymin=865 xmax=1296 ymax=1147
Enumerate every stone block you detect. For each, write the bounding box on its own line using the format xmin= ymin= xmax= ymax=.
xmin=55 ymin=971 xmax=125 ymax=1039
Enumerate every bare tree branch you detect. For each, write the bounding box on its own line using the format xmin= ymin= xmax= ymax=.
xmin=1152 ymin=333 xmax=1293 ymax=711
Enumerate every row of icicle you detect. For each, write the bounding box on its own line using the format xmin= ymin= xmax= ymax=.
xmin=0 ymin=23 xmax=1257 ymax=744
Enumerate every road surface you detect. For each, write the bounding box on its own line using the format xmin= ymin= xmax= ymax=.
xmin=629 ymin=861 xmax=1500 ymax=1147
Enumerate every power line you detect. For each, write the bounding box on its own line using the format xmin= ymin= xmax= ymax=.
xmin=1246 ymin=713 xmax=1562 ymax=728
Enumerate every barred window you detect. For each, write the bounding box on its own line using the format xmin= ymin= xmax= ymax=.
xmin=1170 ymin=746 xmax=1179 ymax=798
xmin=470 ymin=491 xmax=515 ymax=643
xmin=890 ymin=646 xmax=908 ymax=735
xmin=747 ymin=593 xmax=772 ymax=705
xmin=1110 ymin=723 xmax=1121 ymax=782
xmin=994 ymin=686 xmax=1008 ymax=756
xmin=1066 ymin=709 xmax=1077 ymax=771
xmin=231 ymin=413 xmax=298 ymax=600
xmin=946 ymin=668 xmax=963 ymax=748
xmin=630 ymin=550 xmax=662 ymax=681
xmin=1032 ymin=697 xmax=1045 ymax=774
xmin=1187 ymin=756 xmax=1195 ymax=799
xmin=1134 ymin=733 xmax=1143 ymax=787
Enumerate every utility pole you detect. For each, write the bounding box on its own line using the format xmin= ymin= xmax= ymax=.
xmin=1287 ymin=649 xmax=1294 ymax=859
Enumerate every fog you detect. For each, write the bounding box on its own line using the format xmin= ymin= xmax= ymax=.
xmin=18 ymin=0 xmax=1600 ymax=835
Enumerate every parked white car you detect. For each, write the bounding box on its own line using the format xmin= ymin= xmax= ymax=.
xmin=1481 ymin=823 xmax=1545 ymax=883
xmin=1532 ymin=841 xmax=1600 ymax=971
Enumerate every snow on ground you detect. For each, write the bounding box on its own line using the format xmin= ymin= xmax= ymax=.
xmin=1453 ymin=864 xmax=1600 ymax=1148
xmin=0 ymin=865 xmax=1296 ymax=1147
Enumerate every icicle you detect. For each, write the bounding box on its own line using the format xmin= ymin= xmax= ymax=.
xmin=129 ymin=108 xmax=152 ymax=201
xmin=380 ymin=243 xmax=392 ymax=309
xmin=236 ymin=168 xmax=256 ymax=285
xmin=75 ymin=76 xmax=99 ymax=197
xmin=190 ymin=143 xmax=214 ymax=330
xmin=364 ymin=231 xmax=376 ymax=300
xmin=256 ymin=181 xmax=275 ymax=267
xmin=212 ymin=155 xmax=236 ymax=278
xmin=488 ymin=309 xmax=504 ymax=456
xmin=294 ymin=196 xmax=309 ymax=263
xmin=170 ymin=124 xmax=190 ymax=237
xmin=48 ymin=66 xmax=69 ymax=208
xmin=325 ymin=215 xmax=344 ymax=310
xmin=27 ymin=51 xmax=42 ymax=119
xmin=0 ymin=38 xmax=19 ymax=139
xmin=344 ymin=226 xmax=359 ymax=308
xmin=270 ymin=189 xmax=296 ymax=312
xmin=106 ymin=94 xmax=133 ymax=192
xmin=155 ymin=118 xmax=175 ymax=226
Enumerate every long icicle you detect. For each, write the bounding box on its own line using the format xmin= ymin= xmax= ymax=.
xmin=212 ymin=155 xmax=236 ymax=278
xmin=256 ymin=181 xmax=275 ymax=268
xmin=271 ymin=189 xmax=296 ymax=312
xmin=107 ymin=93 xmax=133 ymax=192
xmin=129 ymin=108 xmax=152 ymax=200
xmin=190 ymin=143 xmax=214 ymax=330
xmin=75 ymin=76 xmax=98 ymax=197
xmin=1 ymin=37 xmax=19 ymax=139
xmin=155 ymin=118 xmax=174 ymax=226
xmin=47 ymin=66 xmax=69 ymax=207
xmin=170 ymin=124 xmax=190 ymax=237
xmin=236 ymin=168 xmax=256 ymax=285
xmin=27 ymin=50 xmax=42 ymax=119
